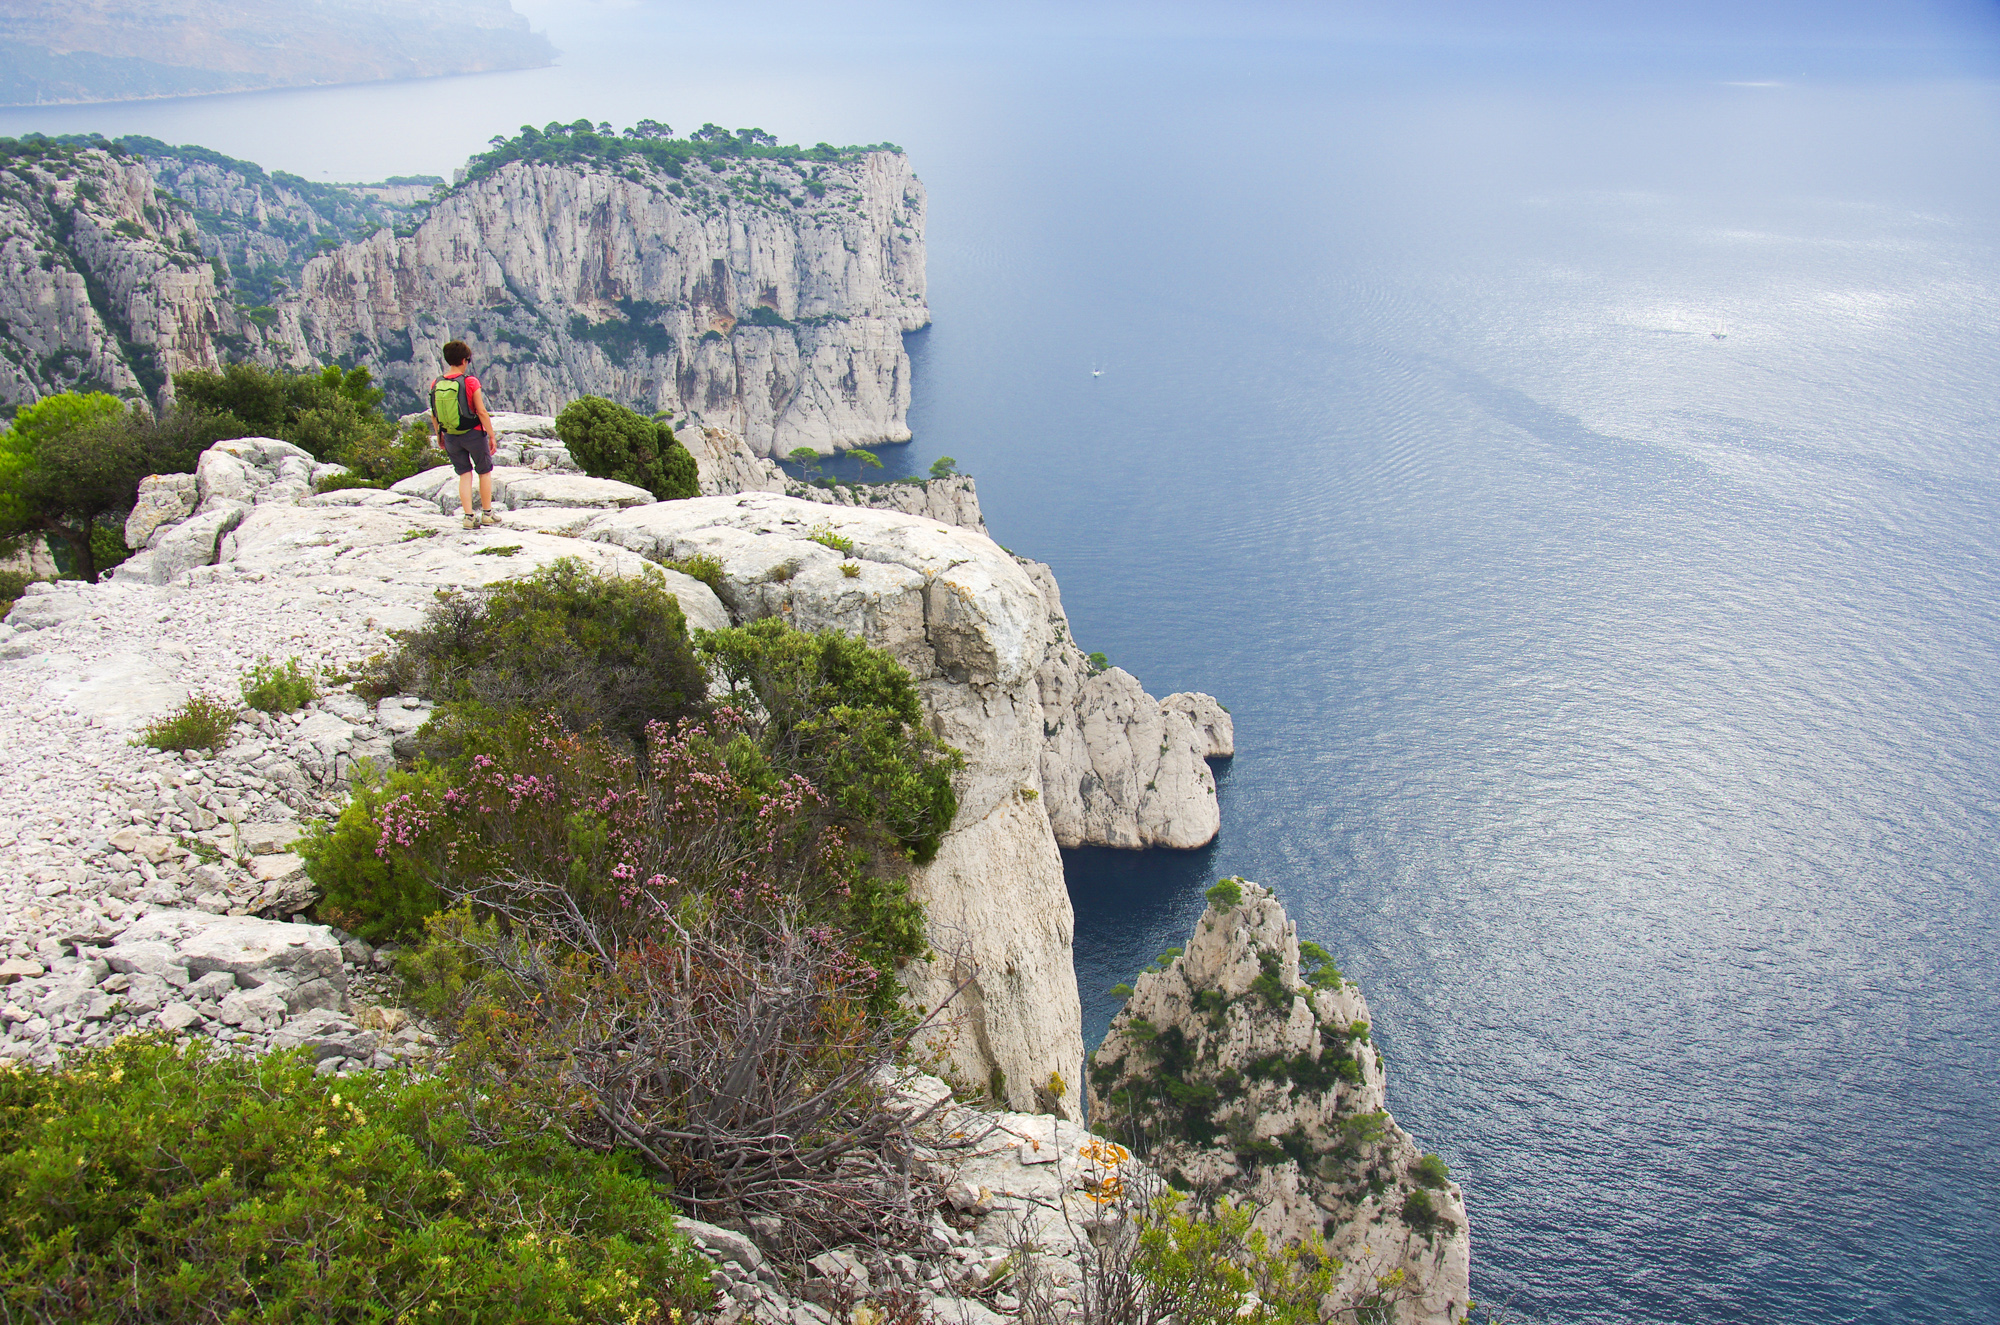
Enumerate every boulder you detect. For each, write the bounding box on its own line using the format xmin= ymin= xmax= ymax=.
xmin=242 ymin=822 xmax=304 ymax=856
xmin=216 ymin=986 xmax=287 ymax=1029
xmin=673 ymin=1218 xmax=765 ymax=1274
xmin=390 ymin=464 xmax=654 ymax=513
xmin=125 ymin=472 xmax=198 ymax=548
xmin=155 ymin=913 xmax=345 ymax=995
xmin=156 ymin=1002 xmax=203 ymax=1032
xmin=116 ymin=506 xmax=247 ymax=584
xmin=270 ymin=1008 xmax=378 ymax=1061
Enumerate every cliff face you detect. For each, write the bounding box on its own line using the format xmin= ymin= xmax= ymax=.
xmin=0 ymin=142 xmax=923 ymax=461
xmin=275 ymin=152 xmax=927 ymax=455
xmin=1090 ymin=882 xmax=1470 ymax=1323
xmin=0 ymin=146 xmax=228 ymax=406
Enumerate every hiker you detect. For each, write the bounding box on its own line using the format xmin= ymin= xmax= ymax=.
xmin=431 ymin=340 xmax=501 ymax=529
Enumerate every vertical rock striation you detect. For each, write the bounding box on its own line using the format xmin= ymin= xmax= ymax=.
xmin=0 ymin=140 xmax=925 ymax=463
xmin=274 ymin=151 xmax=927 ymax=454
xmin=0 ymin=146 xmax=228 ymax=406
xmin=1090 ymin=881 xmax=1470 ymax=1323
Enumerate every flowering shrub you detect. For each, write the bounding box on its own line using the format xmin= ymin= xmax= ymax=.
xmin=303 ymin=704 xmax=928 ymax=985
xmin=0 ymin=1037 xmax=712 ymax=1322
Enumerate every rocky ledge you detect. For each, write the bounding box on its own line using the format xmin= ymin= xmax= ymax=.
xmin=0 ymin=425 xmax=1230 ymax=1112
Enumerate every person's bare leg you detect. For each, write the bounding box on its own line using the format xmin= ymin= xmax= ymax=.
xmin=478 ymin=472 xmax=494 ymax=516
xmin=458 ymin=471 xmax=477 ymax=527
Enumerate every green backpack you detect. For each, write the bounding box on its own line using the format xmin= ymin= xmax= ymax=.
xmin=430 ymin=375 xmax=477 ymax=434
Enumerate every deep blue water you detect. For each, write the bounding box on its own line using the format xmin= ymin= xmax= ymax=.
xmin=6 ymin=9 xmax=1999 ymax=1322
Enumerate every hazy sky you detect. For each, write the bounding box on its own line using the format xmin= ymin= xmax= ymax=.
xmin=511 ymin=0 xmax=2000 ymax=55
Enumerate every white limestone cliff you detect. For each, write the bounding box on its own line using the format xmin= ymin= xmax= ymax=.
xmin=1090 ymin=881 xmax=1471 ymax=1324
xmin=273 ymin=152 xmax=927 ymax=455
xmin=0 ymin=147 xmax=229 ymax=407
xmin=1016 ymin=558 xmax=1231 ymax=850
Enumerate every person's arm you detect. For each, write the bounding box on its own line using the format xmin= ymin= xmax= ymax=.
xmin=470 ymin=379 xmax=496 ymax=452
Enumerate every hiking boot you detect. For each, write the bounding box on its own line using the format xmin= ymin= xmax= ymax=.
xmin=479 ymin=510 xmax=503 ymax=527
xmin=461 ymin=513 xmax=478 ymax=530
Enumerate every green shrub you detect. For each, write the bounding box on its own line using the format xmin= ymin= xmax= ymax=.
xmin=1087 ymin=651 xmax=1111 ymax=675
xmin=241 ymin=655 xmax=318 ymax=713
xmin=309 ymin=704 xmax=926 ymax=991
xmin=1249 ymin=952 xmax=1292 ymax=1011
xmin=1402 ymin=1186 xmax=1453 ymax=1234
xmin=1298 ymin=938 xmax=1344 ymax=990
xmin=387 ymin=557 xmax=707 ymax=752
xmin=698 ymin=618 xmax=964 ymax=865
xmin=808 ymin=523 xmax=855 ymax=555
xmin=665 ymin=552 xmax=725 ymax=591
xmin=1205 ymin=877 xmax=1243 ymax=910
xmin=134 ymin=692 xmax=237 ymax=753
xmin=0 ymin=392 xmax=172 ymax=582
xmin=840 ymin=561 xmax=861 ymax=578
xmin=0 ymin=1038 xmax=713 ymax=1322
xmin=329 ymin=418 xmax=444 ymax=486
xmin=554 ymin=397 xmax=698 ymax=500
xmin=174 ymin=362 xmax=397 ymax=465
xmin=928 ymin=455 xmax=958 ymax=479
xmin=1413 ymin=1152 xmax=1451 ymax=1189
xmin=474 ymin=544 xmax=523 ymax=556
xmin=0 ymin=569 xmax=35 ymax=619
xmin=1132 ymin=1190 xmax=1334 ymax=1325
xmin=300 ymin=762 xmax=459 ymax=942
xmin=1108 ymin=982 xmax=1136 ymax=1000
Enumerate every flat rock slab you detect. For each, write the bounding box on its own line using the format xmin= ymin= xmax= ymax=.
xmin=28 ymin=651 xmax=189 ymax=730
xmin=391 ymin=465 xmax=653 ymax=513
xmin=122 ymin=910 xmax=344 ymax=991
xmin=220 ymin=505 xmax=727 ymax=630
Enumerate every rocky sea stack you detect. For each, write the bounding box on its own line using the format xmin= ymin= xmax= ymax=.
xmin=1090 ymin=881 xmax=1471 ymax=1322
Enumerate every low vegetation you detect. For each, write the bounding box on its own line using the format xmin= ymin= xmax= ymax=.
xmin=554 ymin=396 xmax=698 ymax=500
xmin=0 ymin=392 xmax=218 ymax=581
xmin=368 ymin=557 xmax=707 ymax=753
xmin=664 ymin=552 xmax=725 ymax=590
xmin=0 ymin=1039 xmax=713 ymax=1322
xmin=0 ymin=366 xmax=439 ymax=582
xmin=240 ymin=655 xmax=318 ymax=713
xmin=456 ymin=120 xmax=902 ymax=193
xmin=177 ymin=362 xmax=443 ymax=483
xmin=133 ymin=692 xmax=238 ymax=753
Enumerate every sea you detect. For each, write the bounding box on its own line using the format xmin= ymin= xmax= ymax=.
xmin=5 ymin=5 xmax=1998 ymax=1321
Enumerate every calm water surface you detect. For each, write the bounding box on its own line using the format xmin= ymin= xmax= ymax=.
xmin=6 ymin=14 xmax=1998 ymax=1323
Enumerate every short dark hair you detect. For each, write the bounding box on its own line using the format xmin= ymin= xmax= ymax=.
xmin=442 ymin=340 xmax=471 ymax=366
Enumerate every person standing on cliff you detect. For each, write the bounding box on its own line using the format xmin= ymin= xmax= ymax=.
xmin=431 ymin=340 xmax=501 ymax=529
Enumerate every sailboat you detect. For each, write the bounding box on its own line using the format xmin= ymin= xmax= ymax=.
xmin=1711 ymin=325 xmax=1728 ymax=340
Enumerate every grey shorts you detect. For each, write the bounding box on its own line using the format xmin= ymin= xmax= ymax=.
xmin=443 ymin=429 xmax=492 ymax=475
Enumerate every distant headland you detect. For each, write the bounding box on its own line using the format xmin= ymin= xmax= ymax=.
xmin=0 ymin=0 xmax=553 ymax=107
